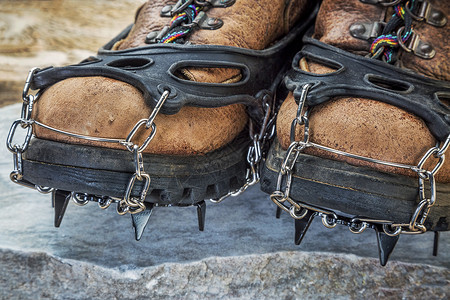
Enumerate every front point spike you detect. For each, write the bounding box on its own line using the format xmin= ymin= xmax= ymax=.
xmin=294 ymin=210 xmax=315 ymax=245
xmin=197 ymin=200 xmax=206 ymax=231
xmin=375 ymin=226 xmax=400 ymax=266
xmin=131 ymin=203 xmax=154 ymax=241
xmin=276 ymin=206 xmax=281 ymax=219
xmin=433 ymin=231 xmax=439 ymax=257
xmin=53 ymin=189 xmax=71 ymax=227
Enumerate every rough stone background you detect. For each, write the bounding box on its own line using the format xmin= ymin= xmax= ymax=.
xmin=0 ymin=1 xmax=449 ymax=299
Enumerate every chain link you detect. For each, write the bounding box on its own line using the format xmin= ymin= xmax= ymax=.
xmin=271 ymin=83 xmax=312 ymax=213
xmin=7 ymin=68 xmax=54 ymax=194
xmin=117 ymin=90 xmax=169 ymax=214
xmin=7 ymin=68 xmax=174 ymax=214
xmin=72 ymin=192 xmax=115 ymax=209
xmin=270 ymin=82 xmax=449 ymax=236
xmin=210 ymin=93 xmax=274 ymax=203
xmin=10 ymin=68 xmax=277 ymax=213
xmin=210 ymin=128 xmax=262 ymax=203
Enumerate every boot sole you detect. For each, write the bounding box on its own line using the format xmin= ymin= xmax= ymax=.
xmin=22 ymin=133 xmax=249 ymax=206
xmin=261 ymin=139 xmax=450 ymax=231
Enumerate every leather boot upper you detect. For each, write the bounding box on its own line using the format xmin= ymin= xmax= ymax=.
xmin=276 ymin=0 xmax=449 ymax=182
xmin=33 ymin=0 xmax=310 ymax=155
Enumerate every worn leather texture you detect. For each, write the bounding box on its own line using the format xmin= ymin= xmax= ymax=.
xmin=277 ymin=0 xmax=449 ymax=182
xmin=34 ymin=0 xmax=309 ymax=155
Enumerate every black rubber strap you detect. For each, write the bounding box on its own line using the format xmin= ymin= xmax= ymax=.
xmin=285 ymin=37 xmax=450 ymax=142
xmin=30 ymin=7 xmax=317 ymax=122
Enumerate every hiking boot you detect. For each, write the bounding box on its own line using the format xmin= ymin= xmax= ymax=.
xmin=261 ymin=0 xmax=449 ymax=265
xmin=7 ymin=0 xmax=318 ymax=239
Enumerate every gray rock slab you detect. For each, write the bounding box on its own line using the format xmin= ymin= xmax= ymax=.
xmin=1 ymin=103 xmax=449 ymax=298
xmin=1 ymin=249 xmax=448 ymax=300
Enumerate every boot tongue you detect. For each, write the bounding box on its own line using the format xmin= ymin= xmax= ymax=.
xmin=115 ymin=0 xmax=311 ymax=83
xmin=117 ymin=0 xmax=308 ymax=50
xmin=116 ymin=1 xmax=175 ymax=50
xmin=313 ymin=0 xmax=449 ymax=81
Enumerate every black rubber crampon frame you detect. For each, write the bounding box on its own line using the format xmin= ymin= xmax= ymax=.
xmin=263 ymin=35 xmax=450 ymax=231
xmin=30 ymin=6 xmax=318 ymax=124
xmin=19 ymin=4 xmax=320 ymax=208
xmin=285 ymin=36 xmax=450 ymax=142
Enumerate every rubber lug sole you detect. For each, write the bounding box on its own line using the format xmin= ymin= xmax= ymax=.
xmin=22 ymin=132 xmax=249 ymax=206
xmin=261 ymin=139 xmax=450 ymax=231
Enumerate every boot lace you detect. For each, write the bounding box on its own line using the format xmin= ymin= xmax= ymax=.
xmin=370 ymin=0 xmax=415 ymax=63
xmin=145 ymin=0 xmax=234 ymax=44
xmin=160 ymin=3 xmax=201 ymax=43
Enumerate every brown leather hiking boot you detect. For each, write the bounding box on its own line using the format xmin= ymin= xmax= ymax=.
xmin=261 ymin=0 xmax=449 ymax=265
xmin=7 ymin=0 xmax=318 ymax=239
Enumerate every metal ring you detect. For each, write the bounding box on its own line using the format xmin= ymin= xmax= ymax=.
xmin=98 ymin=197 xmax=113 ymax=209
xmin=72 ymin=192 xmax=90 ymax=206
xmin=116 ymin=202 xmax=129 ymax=215
xmin=349 ymin=222 xmax=368 ymax=234
xmin=382 ymin=224 xmax=402 ymax=236
xmin=397 ymin=26 xmax=416 ymax=53
xmin=36 ymin=186 xmax=54 ymax=194
xmin=321 ymin=214 xmax=337 ymax=229
xmin=289 ymin=206 xmax=309 ymax=220
xmin=270 ymin=191 xmax=290 ymax=213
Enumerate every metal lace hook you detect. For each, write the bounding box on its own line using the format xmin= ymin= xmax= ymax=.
xmin=146 ymin=90 xmax=170 ymax=128
xmin=22 ymin=67 xmax=40 ymax=102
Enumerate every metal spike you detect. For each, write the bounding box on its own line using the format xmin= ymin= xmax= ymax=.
xmin=276 ymin=206 xmax=281 ymax=219
xmin=197 ymin=200 xmax=206 ymax=231
xmin=131 ymin=203 xmax=154 ymax=241
xmin=53 ymin=190 xmax=71 ymax=228
xmin=433 ymin=231 xmax=439 ymax=257
xmin=375 ymin=226 xmax=400 ymax=266
xmin=294 ymin=210 xmax=316 ymax=245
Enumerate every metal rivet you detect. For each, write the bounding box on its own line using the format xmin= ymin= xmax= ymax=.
xmin=161 ymin=5 xmax=172 ymax=14
xmin=419 ymin=43 xmax=433 ymax=54
xmin=429 ymin=10 xmax=447 ymax=27
xmin=350 ymin=23 xmax=366 ymax=36
xmin=208 ymin=18 xmax=219 ymax=26
xmin=349 ymin=22 xmax=385 ymax=40
xmin=204 ymin=17 xmax=223 ymax=30
xmin=145 ymin=31 xmax=158 ymax=43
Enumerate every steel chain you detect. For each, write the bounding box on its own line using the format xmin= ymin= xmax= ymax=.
xmin=210 ymin=93 xmax=274 ymax=203
xmin=7 ymin=68 xmax=53 ymax=194
xmin=390 ymin=134 xmax=448 ymax=233
xmin=270 ymin=83 xmax=312 ymax=214
xmin=7 ymin=68 xmax=173 ymax=214
xmin=72 ymin=192 xmax=117 ymax=209
xmin=117 ymin=90 xmax=170 ymax=215
xmin=270 ymin=83 xmax=449 ymax=236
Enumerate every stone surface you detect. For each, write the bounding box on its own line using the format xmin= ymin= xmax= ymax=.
xmin=1 ymin=103 xmax=449 ymax=298
xmin=1 ymin=249 xmax=449 ymax=300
